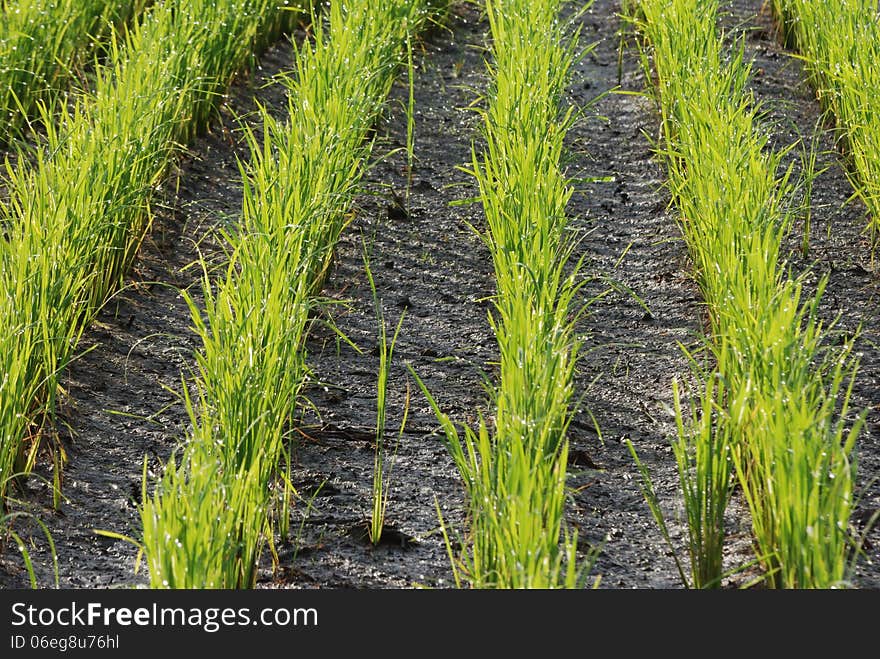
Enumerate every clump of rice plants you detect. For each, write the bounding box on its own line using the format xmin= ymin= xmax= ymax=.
xmin=628 ymin=369 xmax=733 ymax=589
xmin=141 ymin=0 xmax=432 ymax=589
xmin=628 ymin=0 xmax=864 ymax=589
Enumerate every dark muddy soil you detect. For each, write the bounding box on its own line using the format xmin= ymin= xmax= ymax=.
xmin=1 ymin=0 xmax=878 ymax=590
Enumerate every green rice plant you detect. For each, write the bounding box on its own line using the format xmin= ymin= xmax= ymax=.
xmin=795 ymin=123 xmax=827 ymax=258
xmin=770 ymin=0 xmax=880 ymax=238
xmin=414 ymin=375 xmax=592 ymax=588
xmin=364 ymin=253 xmax=407 ymax=546
xmin=725 ymin=278 xmax=865 ymax=589
xmin=141 ymin=396 xmax=275 ymax=588
xmin=141 ymin=0 xmax=432 ymax=588
xmin=404 ymin=32 xmax=416 ymax=209
xmin=369 ymin=313 xmax=403 ymax=545
xmin=0 ymin=0 xmax=149 ymax=143
xmin=628 ymin=368 xmax=733 ymax=589
xmin=630 ymin=0 xmax=864 ymax=588
xmin=2 ymin=506 xmax=59 ymax=589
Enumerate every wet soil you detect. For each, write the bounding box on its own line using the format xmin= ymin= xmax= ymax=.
xmin=1 ymin=0 xmax=878 ymax=589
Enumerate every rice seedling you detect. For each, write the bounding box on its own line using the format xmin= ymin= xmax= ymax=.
xmin=404 ymin=32 xmax=417 ymax=209
xmin=628 ymin=368 xmax=733 ymax=589
xmin=627 ymin=0 xmax=864 ymax=588
xmin=364 ymin=252 xmax=407 ymax=546
xmin=411 ymin=0 xmax=599 ymax=589
xmin=141 ymin=0 xmax=432 ymax=588
xmin=2 ymin=507 xmax=59 ymax=589
xmin=0 ymin=0 xmax=149 ymax=144
xmin=770 ymin=0 xmax=880 ymax=240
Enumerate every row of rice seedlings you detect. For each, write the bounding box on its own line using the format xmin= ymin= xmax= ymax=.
xmin=627 ymin=0 xmax=863 ymax=588
xmin=0 ymin=0 xmax=294 ymax=507
xmin=140 ymin=0 xmax=432 ymax=589
xmin=770 ymin=0 xmax=880 ymax=237
xmin=414 ymin=0 xmax=595 ymax=589
xmin=0 ymin=0 xmax=149 ymax=144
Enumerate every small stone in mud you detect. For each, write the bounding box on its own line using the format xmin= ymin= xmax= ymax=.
xmin=568 ymin=448 xmax=600 ymax=469
xmin=387 ymin=204 xmax=408 ymax=222
xmin=387 ymin=193 xmax=408 ymax=221
xmin=347 ymin=521 xmax=418 ymax=549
